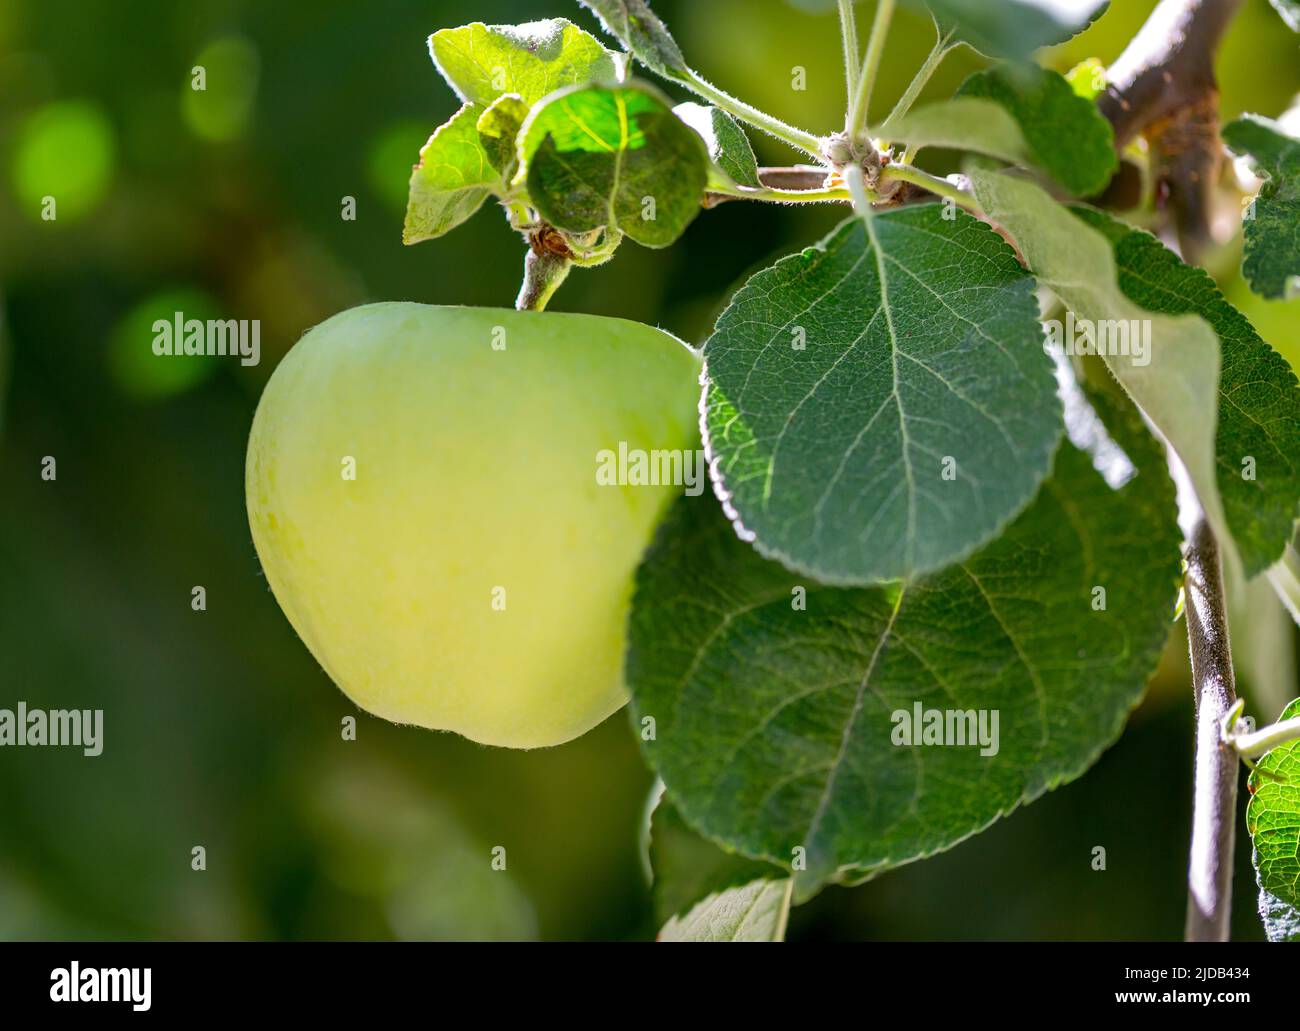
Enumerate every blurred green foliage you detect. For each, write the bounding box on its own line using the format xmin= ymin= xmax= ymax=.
xmin=0 ymin=0 xmax=1296 ymax=940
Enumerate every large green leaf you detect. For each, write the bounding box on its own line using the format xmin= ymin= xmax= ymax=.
xmin=430 ymin=19 xmax=618 ymax=108
xmin=702 ymin=205 xmax=1062 ymax=586
xmin=674 ymin=102 xmax=761 ymax=189
xmin=970 ymin=170 xmax=1231 ymax=568
xmin=402 ymin=104 xmax=498 ymax=244
xmin=1223 ymin=115 xmax=1300 ymax=301
xmin=630 ymin=388 xmax=1181 ymax=896
xmin=904 ymin=0 xmax=1110 ymax=58
xmin=957 ymin=63 xmax=1116 ymax=197
xmin=519 ymin=81 xmax=708 ymax=247
xmin=650 ymin=798 xmax=791 ymax=941
xmin=1248 ymin=697 xmax=1300 ymax=942
xmin=1073 ymin=207 xmax=1300 ymax=576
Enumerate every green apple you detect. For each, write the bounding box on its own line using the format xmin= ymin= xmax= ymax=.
xmin=246 ymin=303 xmax=701 ymax=748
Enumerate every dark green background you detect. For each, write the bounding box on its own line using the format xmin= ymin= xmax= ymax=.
xmin=1 ymin=0 xmax=1297 ymax=940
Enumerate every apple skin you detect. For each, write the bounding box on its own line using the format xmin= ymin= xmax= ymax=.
xmin=246 ymin=303 xmax=701 ymax=748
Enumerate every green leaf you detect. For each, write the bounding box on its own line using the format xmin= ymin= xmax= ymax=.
xmin=674 ymin=102 xmax=761 ymax=189
xmin=630 ymin=388 xmax=1181 ymax=896
xmin=1248 ymin=697 xmax=1300 ymax=942
xmin=702 ymin=205 xmax=1062 ymax=586
xmin=430 ymin=19 xmax=618 ymax=108
xmin=519 ymin=81 xmax=708 ymax=248
xmin=403 ymin=104 xmax=498 ymax=245
xmin=1073 ymin=207 xmax=1300 ymax=576
xmin=879 ymin=97 xmax=1034 ymax=167
xmin=650 ymin=798 xmax=791 ymax=941
xmin=970 ymin=170 xmax=1233 ymax=570
xmin=957 ymin=63 xmax=1117 ymax=197
xmin=576 ymin=0 xmax=690 ymax=81
xmin=476 ymin=93 xmax=530 ymax=177
xmin=905 ymin=0 xmax=1110 ymax=58
xmin=1270 ymin=0 xmax=1300 ymax=32
xmin=1223 ymin=114 xmax=1300 ymax=301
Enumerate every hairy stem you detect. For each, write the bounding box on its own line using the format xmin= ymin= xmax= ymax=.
xmin=680 ymin=70 xmax=825 ymax=160
xmin=706 ymin=180 xmax=850 ymax=206
xmin=839 ymin=0 xmax=861 ymax=113
xmin=881 ymin=31 xmax=950 ymax=132
xmin=846 ymin=163 xmax=883 ymax=216
xmin=516 ymin=247 xmax=572 ymax=312
xmin=879 ymin=163 xmax=980 ymax=214
xmin=848 ymin=0 xmax=896 ymax=145
xmin=1183 ymin=518 xmax=1240 ymax=942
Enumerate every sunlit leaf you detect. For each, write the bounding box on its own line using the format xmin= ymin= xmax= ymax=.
xmin=403 ymin=105 xmax=498 ymax=244
xmin=430 ymin=19 xmax=617 ymax=108
xmin=519 ymin=81 xmax=708 ymax=247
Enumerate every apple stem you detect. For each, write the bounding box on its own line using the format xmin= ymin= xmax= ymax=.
xmin=516 ymin=248 xmax=572 ymax=312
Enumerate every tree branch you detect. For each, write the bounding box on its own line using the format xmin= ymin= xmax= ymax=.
xmin=1183 ymin=517 xmax=1240 ymax=942
xmin=1097 ymin=0 xmax=1243 ymax=258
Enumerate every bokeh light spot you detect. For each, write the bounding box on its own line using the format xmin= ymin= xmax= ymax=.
xmin=183 ymin=36 xmax=260 ymax=142
xmin=108 ymin=287 xmax=224 ymax=401
xmin=10 ymin=99 xmax=115 ymax=223
xmin=366 ymin=121 xmax=430 ymax=211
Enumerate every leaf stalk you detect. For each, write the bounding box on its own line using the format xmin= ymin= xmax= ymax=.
xmin=838 ymin=0 xmax=861 ymax=112
xmin=848 ymin=0 xmax=896 ymax=147
xmin=679 ymin=69 xmax=825 ymax=161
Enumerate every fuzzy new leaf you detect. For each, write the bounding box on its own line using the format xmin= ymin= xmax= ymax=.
xmin=430 ymin=19 xmax=617 ymax=108
xmin=674 ymin=102 xmax=761 ymax=189
xmin=576 ymin=0 xmax=689 ymax=80
xmin=403 ymin=104 xmax=498 ymax=244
